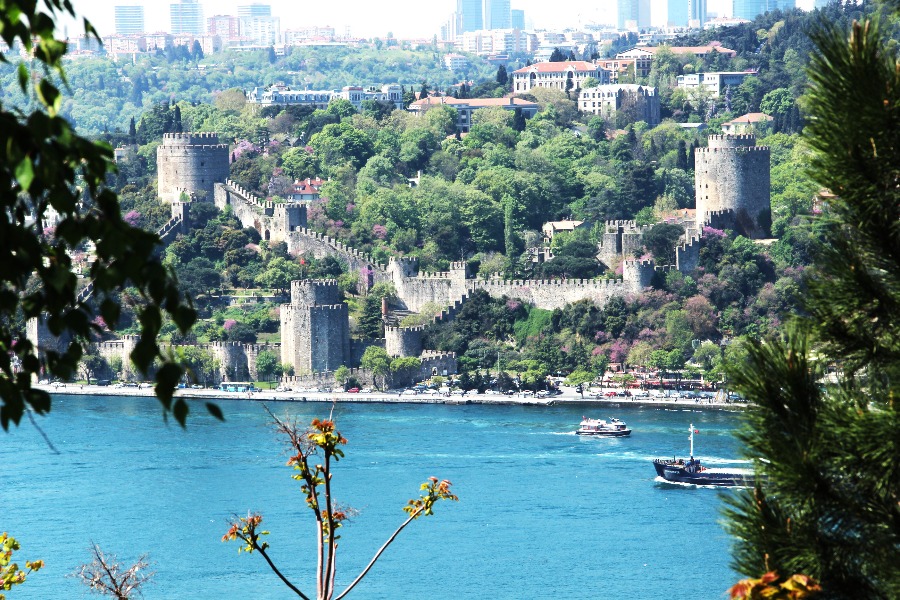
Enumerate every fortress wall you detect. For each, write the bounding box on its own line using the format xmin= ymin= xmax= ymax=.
xmin=395 ymin=276 xmax=455 ymax=313
xmin=470 ymin=278 xmax=632 ymax=310
xmin=281 ymin=367 xmax=366 ymax=389
xmin=676 ymin=236 xmax=701 ymax=273
xmin=417 ymin=351 xmax=457 ymax=381
xmin=215 ymin=180 xmax=306 ymax=244
xmin=288 ymin=228 xmax=390 ymax=290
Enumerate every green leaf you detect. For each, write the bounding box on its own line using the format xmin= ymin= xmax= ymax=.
xmin=172 ymin=399 xmax=189 ymax=427
xmin=17 ymin=62 xmax=27 ymax=93
xmin=206 ymin=402 xmax=224 ymax=421
xmin=15 ymin=156 xmax=34 ymax=192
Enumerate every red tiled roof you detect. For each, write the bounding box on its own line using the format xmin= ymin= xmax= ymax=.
xmin=725 ymin=112 xmax=773 ymax=125
xmin=409 ymin=96 xmax=538 ymax=108
xmin=643 ymin=45 xmax=736 ymax=56
xmin=512 ymin=61 xmax=599 ymax=74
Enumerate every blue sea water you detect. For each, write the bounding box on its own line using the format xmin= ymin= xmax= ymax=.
xmin=4 ymin=395 xmax=749 ymax=599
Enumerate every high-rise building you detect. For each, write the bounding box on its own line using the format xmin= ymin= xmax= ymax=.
xmin=732 ymin=0 xmax=791 ymax=20
xmin=458 ymin=0 xmax=483 ymax=32
xmin=617 ymin=0 xmax=650 ymax=29
xmin=237 ymin=3 xmax=271 ymax=17
xmin=483 ymin=0 xmax=511 ymax=30
xmin=170 ymin=0 xmax=204 ymax=34
xmin=652 ymin=0 xmax=689 ymax=27
xmin=688 ymin=0 xmax=707 ymax=27
xmin=511 ymin=8 xmax=525 ymax=30
xmin=208 ymin=15 xmax=240 ymax=38
xmin=240 ymin=16 xmax=280 ymax=45
xmin=115 ymin=4 xmax=145 ymax=35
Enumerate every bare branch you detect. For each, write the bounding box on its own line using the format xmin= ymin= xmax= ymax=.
xmin=74 ymin=543 xmax=153 ymax=599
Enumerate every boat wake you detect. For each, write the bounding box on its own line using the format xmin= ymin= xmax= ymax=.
xmin=653 ymin=476 xmax=750 ymax=489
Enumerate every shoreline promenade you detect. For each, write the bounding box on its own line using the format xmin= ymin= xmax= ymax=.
xmin=34 ymin=383 xmax=745 ymax=411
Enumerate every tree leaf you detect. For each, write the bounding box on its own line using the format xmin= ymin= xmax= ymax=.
xmin=15 ymin=156 xmax=34 ymax=192
xmin=206 ymin=402 xmax=224 ymax=421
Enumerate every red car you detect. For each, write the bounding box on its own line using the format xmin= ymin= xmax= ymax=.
xmin=604 ymin=391 xmax=619 ymax=397
xmin=347 ymin=387 xmax=360 ymax=393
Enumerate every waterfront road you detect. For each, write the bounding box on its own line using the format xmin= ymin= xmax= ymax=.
xmin=33 ymin=383 xmax=744 ymax=410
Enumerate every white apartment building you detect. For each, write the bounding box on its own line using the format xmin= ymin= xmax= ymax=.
xmin=335 ymin=85 xmax=403 ymax=110
xmin=105 ymin=35 xmax=148 ymax=55
xmin=444 ymin=53 xmax=469 ymax=70
xmin=675 ymin=71 xmax=755 ymax=97
xmin=578 ymin=84 xmax=660 ymax=126
xmin=512 ymin=61 xmax=610 ymax=93
xmin=457 ymin=29 xmax=535 ymax=54
xmin=240 ymin=16 xmax=280 ymax=46
xmin=248 ymin=84 xmax=403 ymax=110
xmin=283 ymin=26 xmax=336 ymax=44
xmin=249 ymin=85 xmax=334 ymax=108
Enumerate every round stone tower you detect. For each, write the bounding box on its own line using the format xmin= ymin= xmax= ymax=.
xmin=694 ymin=134 xmax=771 ymax=239
xmin=290 ymin=279 xmax=342 ymax=307
xmin=157 ymin=132 xmax=230 ymax=204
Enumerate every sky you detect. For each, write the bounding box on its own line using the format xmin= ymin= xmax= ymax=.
xmin=61 ymin=0 xmax=619 ymax=40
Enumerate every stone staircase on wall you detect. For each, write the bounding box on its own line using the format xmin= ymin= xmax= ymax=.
xmin=76 ymin=215 xmax=183 ymax=306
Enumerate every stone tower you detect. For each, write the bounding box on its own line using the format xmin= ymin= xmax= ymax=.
xmin=157 ymin=132 xmax=230 ymax=204
xmin=695 ymin=134 xmax=771 ymax=239
xmin=280 ymin=280 xmax=350 ymax=375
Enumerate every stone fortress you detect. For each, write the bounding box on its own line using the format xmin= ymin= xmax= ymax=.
xmin=695 ymin=134 xmax=771 ymax=239
xmin=28 ymin=131 xmax=769 ymax=385
xmin=157 ymin=132 xmax=230 ymax=204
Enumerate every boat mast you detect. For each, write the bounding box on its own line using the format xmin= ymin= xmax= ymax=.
xmin=689 ymin=423 xmax=694 ymax=459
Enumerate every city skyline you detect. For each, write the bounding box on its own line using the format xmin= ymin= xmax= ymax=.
xmin=70 ymin=0 xmax=621 ymax=39
xmin=76 ymin=0 xmax=817 ymax=41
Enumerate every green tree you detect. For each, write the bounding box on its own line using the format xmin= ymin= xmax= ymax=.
xmin=0 ymin=0 xmax=200 ymax=428
xmin=496 ymin=65 xmax=509 ymax=86
xmin=255 ymin=350 xmax=279 ymax=385
xmin=361 ymin=346 xmax=391 ymax=390
xmin=179 ymin=346 xmax=219 ymax=387
xmin=759 ymin=88 xmax=794 ymax=120
xmin=724 ymin=14 xmax=900 ymax=599
xmin=390 ymin=356 xmax=422 ymax=387
xmin=80 ymin=352 xmax=107 ymax=385
xmin=224 ymin=414 xmax=457 ymax=600
xmin=565 ymin=369 xmax=594 ymax=398
xmin=358 ymin=283 xmax=394 ymax=340
xmin=334 ymin=365 xmax=350 ymax=390
xmin=255 ymin=257 xmax=302 ymax=293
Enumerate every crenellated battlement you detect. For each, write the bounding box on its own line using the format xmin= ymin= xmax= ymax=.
xmin=290 ymin=279 xmax=341 ymax=307
xmin=385 ymin=325 xmax=426 ymax=334
xmin=707 ymin=133 xmax=755 ymax=142
xmin=696 ymin=145 xmax=770 ymax=154
xmin=161 ymin=132 xmax=228 ymax=147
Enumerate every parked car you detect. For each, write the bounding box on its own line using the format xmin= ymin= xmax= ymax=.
xmin=347 ymin=387 xmax=360 ymax=393
xmin=360 ymin=388 xmax=373 ymax=393
xmin=604 ymin=391 xmax=618 ymax=397
xmin=401 ymin=389 xmax=417 ymax=396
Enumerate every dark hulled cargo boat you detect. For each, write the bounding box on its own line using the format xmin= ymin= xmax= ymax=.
xmin=652 ymin=424 xmax=755 ymax=487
